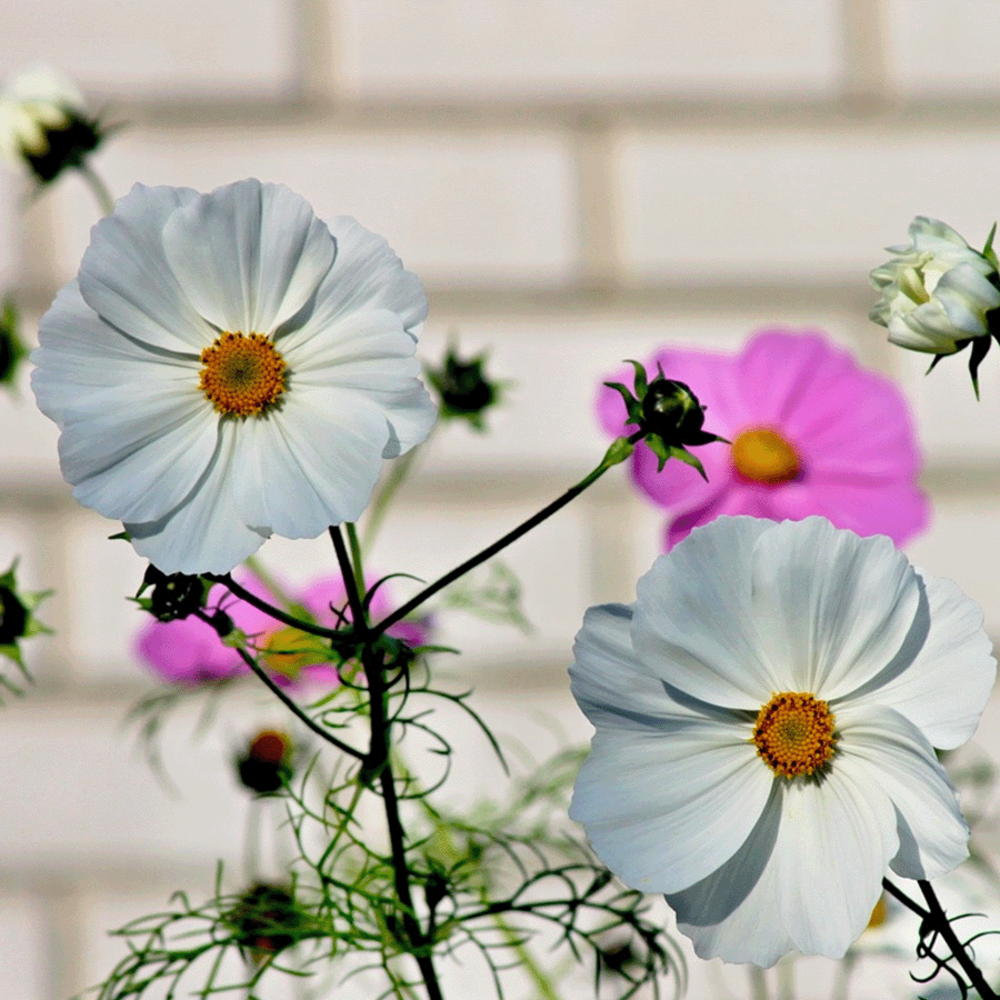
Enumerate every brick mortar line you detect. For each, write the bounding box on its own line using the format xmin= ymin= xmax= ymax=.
xmin=110 ymin=95 xmax=1000 ymax=133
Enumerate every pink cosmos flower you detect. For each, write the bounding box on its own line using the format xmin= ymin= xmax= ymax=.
xmin=597 ymin=329 xmax=929 ymax=549
xmin=136 ymin=571 xmax=431 ymax=687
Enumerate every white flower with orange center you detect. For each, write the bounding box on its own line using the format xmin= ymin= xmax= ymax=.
xmin=31 ymin=179 xmax=437 ymax=573
xmin=569 ymin=516 xmax=996 ymax=967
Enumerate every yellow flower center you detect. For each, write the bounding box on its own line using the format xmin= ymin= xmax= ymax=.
xmin=752 ymin=691 xmax=837 ymax=779
xmin=199 ymin=332 xmax=286 ymax=416
xmin=260 ymin=627 xmax=329 ymax=679
xmin=732 ymin=427 xmax=801 ymax=484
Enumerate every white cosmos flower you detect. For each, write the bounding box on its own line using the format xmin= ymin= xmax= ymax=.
xmin=869 ymin=217 xmax=1000 ymax=354
xmin=569 ymin=516 xmax=996 ymax=967
xmin=31 ymin=179 xmax=437 ymax=574
xmin=0 ymin=64 xmax=86 ymax=162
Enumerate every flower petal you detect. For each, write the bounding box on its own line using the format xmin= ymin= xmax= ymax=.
xmin=749 ymin=517 xmax=922 ymax=698
xmin=283 ymin=215 xmax=427 ymax=337
xmin=632 ymin=516 xmax=782 ymax=707
xmin=77 ymin=183 xmax=214 ymax=352
xmin=163 ymin=179 xmax=336 ymax=336
xmin=852 ymin=573 xmax=996 ymax=749
xmin=229 ymin=385 xmax=391 ymax=537
xmin=571 ymin=730 xmax=771 ymax=894
xmin=284 ymin=308 xmax=437 ymax=456
xmin=126 ymin=422 xmax=269 ymax=574
xmin=671 ymin=766 xmax=895 ymax=964
xmin=837 ymin=702 xmax=969 ymax=880
xmin=733 ymin=331 xmax=859 ymax=429
xmin=59 ymin=383 xmax=218 ymax=523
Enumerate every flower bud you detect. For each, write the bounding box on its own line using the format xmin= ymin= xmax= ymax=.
xmin=141 ymin=565 xmax=206 ymax=622
xmin=0 ymin=65 xmax=106 ymax=185
xmin=0 ymin=560 xmax=51 ymax=676
xmin=870 ymin=217 xmax=1000 ymax=357
xmin=236 ymin=729 xmax=293 ymax=795
xmin=0 ymin=297 xmax=25 ymax=387
xmin=604 ymin=364 xmax=727 ymax=479
xmin=427 ymin=343 xmax=502 ymax=431
xmin=0 ymin=585 xmax=27 ymax=646
xmin=225 ymin=883 xmax=303 ymax=960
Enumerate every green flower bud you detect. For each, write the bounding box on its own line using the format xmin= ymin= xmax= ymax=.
xmin=236 ymin=729 xmax=293 ymax=796
xmin=604 ymin=363 xmax=727 ymax=480
xmin=225 ymin=883 xmax=304 ymax=960
xmin=141 ymin=565 xmax=207 ymax=622
xmin=0 ymin=585 xmax=27 ymax=645
xmin=427 ymin=343 xmax=503 ymax=431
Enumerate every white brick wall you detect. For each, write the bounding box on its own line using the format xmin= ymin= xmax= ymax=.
xmin=4 ymin=1 xmax=1000 ymax=997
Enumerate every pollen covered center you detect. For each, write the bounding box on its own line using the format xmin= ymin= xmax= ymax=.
xmin=732 ymin=427 xmax=801 ymax=484
xmin=752 ymin=691 xmax=836 ymax=779
xmin=199 ymin=332 xmax=286 ymax=417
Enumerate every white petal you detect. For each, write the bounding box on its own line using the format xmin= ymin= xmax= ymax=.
xmin=60 ymin=383 xmax=217 ymax=523
xmin=749 ymin=517 xmax=922 ymax=699
xmin=837 ymin=703 xmax=969 ymax=880
xmin=163 ymin=179 xmax=336 ymax=335
xmin=126 ymin=421 xmax=268 ymax=574
xmin=32 ymin=281 xmax=194 ymax=425
xmin=77 ymin=183 xmax=214 ymax=352
xmin=230 ymin=387 xmax=390 ymax=536
xmin=632 ymin=516 xmax=781 ymax=708
xmin=671 ymin=766 xmax=896 ymax=964
xmin=571 ymin=726 xmax=772 ymax=894
xmin=666 ymin=786 xmax=791 ymax=966
xmin=571 ymin=603 xmax=709 ymax=731
xmin=288 ymin=215 xmax=427 ymax=336
xmin=845 ymin=573 xmax=995 ymax=749
xmin=283 ymin=309 xmax=436 ymax=456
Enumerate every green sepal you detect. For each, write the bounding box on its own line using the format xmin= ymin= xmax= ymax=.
xmin=666 ymin=445 xmax=709 ymax=481
xmin=984 ymin=222 xmax=998 ymax=269
xmin=625 ymin=358 xmax=648 ymax=398
xmin=967 ymin=335 xmax=993 ymax=400
xmin=647 ymin=434 xmax=670 ymax=472
xmin=602 ymin=380 xmax=643 ymax=425
xmin=109 ymin=529 xmax=132 ymax=541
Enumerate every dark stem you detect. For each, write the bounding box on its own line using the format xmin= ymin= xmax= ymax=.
xmin=918 ymin=878 xmax=1000 ymax=999
xmin=881 ymin=877 xmax=928 ymax=920
xmin=371 ymin=444 xmax=631 ymax=638
xmin=194 ymin=610 xmax=364 ymax=761
xmin=329 ymin=526 xmax=445 ymax=1000
xmin=205 ymin=573 xmax=347 ymax=641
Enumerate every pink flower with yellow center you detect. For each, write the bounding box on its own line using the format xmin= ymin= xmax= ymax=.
xmin=597 ymin=329 xmax=928 ymax=549
xmin=136 ymin=572 xmax=430 ymax=687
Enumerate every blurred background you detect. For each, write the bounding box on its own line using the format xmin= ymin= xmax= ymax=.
xmin=5 ymin=1 xmax=1000 ymax=997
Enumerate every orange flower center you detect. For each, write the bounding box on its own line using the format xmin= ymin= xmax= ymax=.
xmin=752 ymin=692 xmax=837 ymax=779
xmin=732 ymin=427 xmax=800 ymax=484
xmin=199 ymin=332 xmax=286 ymax=416
xmin=248 ymin=730 xmax=290 ymax=765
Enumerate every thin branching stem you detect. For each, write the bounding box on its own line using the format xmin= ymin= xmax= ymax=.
xmin=329 ymin=525 xmax=445 ymax=1000
xmin=205 ymin=573 xmax=347 ymax=641
xmin=371 ymin=436 xmax=641 ymax=639
xmin=194 ymin=610 xmax=365 ymax=761
xmin=919 ymin=878 xmax=1000 ymax=999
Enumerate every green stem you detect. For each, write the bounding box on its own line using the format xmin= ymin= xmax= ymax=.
xmin=242 ymin=555 xmax=294 ymax=608
xmin=363 ymin=445 xmax=423 ymax=550
xmin=748 ymin=966 xmax=770 ymax=1000
xmin=77 ymin=162 xmax=115 ymax=216
xmin=345 ymin=522 xmax=366 ymax=598
xmin=493 ymin=914 xmax=561 ymax=1000
xmin=371 ymin=436 xmax=636 ymax=639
